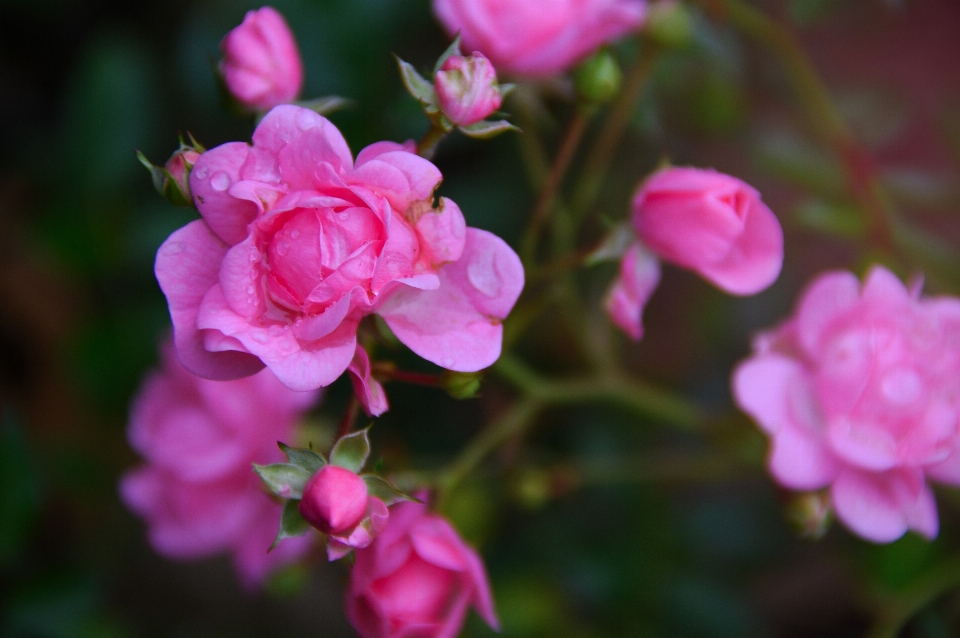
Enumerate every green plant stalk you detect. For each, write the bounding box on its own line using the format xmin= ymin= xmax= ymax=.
xmin=570 ymin=41 xmax=660 ymax=222
xmin=866 ymin=554 xmax=960 ymax=638
xmin=417 ymin=123 xmax=448 ymax=160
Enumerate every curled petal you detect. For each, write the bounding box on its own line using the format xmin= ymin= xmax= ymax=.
xmin=190 ymin=143 xmax=259 ymax=246
xmin=603 ymin=242 xmax=660 ymax=340
xmin=347 ymin=344 xmax=389 ymax=417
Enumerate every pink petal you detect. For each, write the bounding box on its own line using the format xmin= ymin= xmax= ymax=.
xmin=603 ymin=242 xmax=660 ymax=340
xmin=346 ymin=151 xmax=442 ymax=213
xmin=827 ymin=416 xmax=899 ymax=472
xmin=355 ymin=140 xmax=417 ymax=166
xmin=347 ymin=344 xmax=389 ymax=416
xmin=219 ymin=235 xmax=266 ymax=320
xmin=377 ymin=228 xmax=524 ymax=371
xmin=861 ymin=265 xmax=911 ymax=305
xmin=262 ymin=320 xmax=360 ymax=391
xmin=410 ymin=518 xmax=470 ymax=572
xmin=795 ymin=270 xmax=861 ymax=357
xmin=415 ymin=197 xmax=467 ymax=269
xmin=768 ymin=422 xmax=839 ymax=490
xmin=190 ymin=143 xmax=260 ymax=246
xmin=155 ymin=221 xmax=264 ymax=380
xmin=831 ymin=468 xmax=908 ymax=543
xmin=252 ymin=105 xmax=353 ymax=171
xmin=731 ymin=354 xmax=801 ymax=436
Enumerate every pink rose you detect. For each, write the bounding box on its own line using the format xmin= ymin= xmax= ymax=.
xmin=433 ymin=0 xmax=647 ymax=77
xmin=220 ymin=6 xmax=304 ymax=111
xmin=733 ymin=266 xmax=960 ymax=543
xmin=346 ymin=501 xmax=499 ymax=638
xmin=119 ymin=340 xmax=319 ymax=586
xmin=632 ymin=167 xmax=783 ymax=296
xmin=156 ymin=105 xmax=524 ymax=391
xmin=435 ymin=52 xmax=502 ymax=126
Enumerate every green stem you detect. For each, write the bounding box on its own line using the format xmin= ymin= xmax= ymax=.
xmin=866 ymin=554 xmax=960 ymax=638
xmin=520 ymin=109 xmax=591 ymax=265
xmin=572 ymin=450 xmax=746 ymax=486
xmin=416 ymin=124 xmax=448 ymax=160
xmin=569 ymin=41 xmax=660 ymax=221
xmin=492 ymin=355 xmax=704 ymax=431
xmin=437 ymin=397 xmax=544 ymax=500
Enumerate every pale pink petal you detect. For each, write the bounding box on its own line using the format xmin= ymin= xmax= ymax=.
xmin=377 ymin=229 xmax=524 ymax=371
xmin=926 ymin=449 xmax=960 ymax=486
xmin=827 ymin=416 xmax=899 ymax=472
xmin=218 ymin=235 xmax=266 ymax=320
xmin=731 ymin=354 xmax=802 ymax=436
xmin=410 ymin=518 xmax=470 ymax=572
xmin=892 ymin=470 xmax=939 ymax=539
xmin=262 ymin=320 xmax=360 ymax=391
xmin=196 ymin=284 xmax=300 ymax=360
xmin=861 ymin=265 xmax=911 ymax=305
xmin=794 ymin=270 xmax=861 ymax=357
xmin=278 ymin=125 xmax=355 ymax=190
xmin=603 ymin=242 xmax=660 ymax=340
xmin=768 ymin=423 xmax=839 ymax=490
xmin=831 ymin=469 xmax=908 ymax=543
xmin=355 ymin=140 xmax=417 ymax=166
xmin=190 ymin=142 xmax=259 ymax=246
xmin=347 ymin=344 xmax=389 ymax=416
xmin=154 ymin=221 xmax=264 ymax=380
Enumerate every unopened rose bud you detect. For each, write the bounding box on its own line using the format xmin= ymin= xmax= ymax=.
xmin=785 ymin=491 xmax=832 ymax=540
xmin=220 ymin=6 xmax=304 ymax=111
xmin=574 ymin=49 xmax=622 ymax=105
xmin=298 ymin=465 xmax=369 ymax=535
xmin=646 ymin=1 xmax=694 ymax=49
xmin=137 ymin=142 xmax=203 ymax=207
xmin=435 ymin=52 xmax=503 ymax=127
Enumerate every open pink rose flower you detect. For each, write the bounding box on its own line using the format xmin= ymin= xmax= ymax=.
xmin=733 ymin=266 xmax=960 ymax=543
xmin=346 ymin=500 xmax=499 ymax=638
xmin=156 ymin=104 xmax=524 ymax=392
xmin=220 ymin=6 xmax=304 ymax=111
xmin=119 ymin=340 xmax=319 ymax=587
xmin=433 ymin=0 xmax=647 ymax=77
xmin=633 ymin=167 xmax=783 ymax=296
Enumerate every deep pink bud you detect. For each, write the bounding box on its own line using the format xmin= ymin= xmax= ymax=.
xmin=632 ymin=167 xmax=783 ymax=295
xmin=220 ymin=6 xmax=304 ymax=111
xmin=298 ymin=465 xmax=369 ymax=535
xmin=435 ymin=53 xmax=502 ymax=126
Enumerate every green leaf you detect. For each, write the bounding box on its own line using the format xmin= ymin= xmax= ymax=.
xmin=278 ymin=442 xmax=326 ymax=474
xmin=295 ymin=95 xmax=355 ymax=117
xmin=330 ymin=428 xmax=371 ymax=473
xmin=271 ymin=500 xmax=311 ymax=550
xmin=362 ymin=475 xmax=417 ymax=507
xmin=432 ymin=34 xmax=463 ymax=76
xmin=395 ymin=55 xmax=437 ymax=106
xmin=458 ymin=120 xmax=520 ymax=139
xmin=253 ymin=463 xmax=312 ymax=499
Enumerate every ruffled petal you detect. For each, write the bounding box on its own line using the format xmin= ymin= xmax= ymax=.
xmin=190 ymin=142 xmax=260 ymax=246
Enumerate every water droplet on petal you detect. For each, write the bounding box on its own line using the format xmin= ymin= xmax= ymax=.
xmin=276 ymin=241 xmax=289 ymax=256
xmin=246 ymin=286 xmax=255 ymax=295
xmin=441 ymin=358 xmax=455 ymax=368
xmin=210 ymin=171 xmax=231 ymax=192
xmin=296 ymin=108 xmax=317 ymax=130
xmin=164 ymin=241 xmax=185 ymax=255
xmin=337 ymin=211 xmax=349 ymax=221
xmin=193 ymin=166 xmax=209 ymax=180
xmin=252 ymin=330 xmax=270 ymax=344
xmin=290 ymin=229 xmax=301 ymax=239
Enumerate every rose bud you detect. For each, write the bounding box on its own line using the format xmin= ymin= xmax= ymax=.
xmin=632 ymin=167 xmax=783 ymax=295
xmin=346 ymin=500 xmax=499 ymax=638
xmin=220 ymin=6 xmax=304 ymax=111
xmin=163 ymin=147 xmax=201 ymax=205
xmin=298 ymin=465 xmax=369 ymax=535
xmin=435 ymin=52 xmax=502 ymax=127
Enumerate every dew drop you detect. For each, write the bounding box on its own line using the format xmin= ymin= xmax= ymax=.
xmin=441 ymin=358 xmax=455 ymax=368
xmin=276 ymin=241 xmax=289 ymax=256
xmin=467 ymin=248 xmax=502 ymax=298
xmin=252 ymin=331 xmax=270 ymax=344
xmin=210 ymin=171 xmax=231 ymax=191
xmin=193 ymin=166 xmax=209 ymax=180
xmin=246 ymin=286 xmax=255 ymax=295
xmin=164 ymin=241 xmax=185 ymax=255
xmin=290 ymin=229 xmax=301 ymax=239
xmin=296 ymin=108 xmax=317 ymax=130
xmin=337 ymin=211 xmax=349 ymax=221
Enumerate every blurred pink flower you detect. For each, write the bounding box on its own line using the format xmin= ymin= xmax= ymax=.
xmin=156 ymin=105 xmax=524 ymax=392
xmin=433 ymin=0 xmax=646 ymax=77
xmin=346 ymin=500 xmax=498 ymax=638
xmin=633 ymin=167 xmax=783 ymax=296
xmin=733 ymin=266 xmax=960 ymax=543
xmin=120 ymin=340 xmax=319 ymax=586
xmin=435 ymin=52 xmax=502 ymax=126
xmin=220 ymin=6 xmax=304 ymax=111
xmin=604 ymin=242 xmax=660 ymax=340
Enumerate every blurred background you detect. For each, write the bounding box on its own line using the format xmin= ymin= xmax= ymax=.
xmin=2 ymin=0 xmax=960 ymax=636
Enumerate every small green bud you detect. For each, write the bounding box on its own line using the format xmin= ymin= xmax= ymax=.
xmin=441 ymin=371 xmax=484 ymax=399
xmin=646 ymin=1 xmax=694 ymax=49
xmin=786 ymin=490 xmax=832 ymax=540
xmin=574 ymin=50 xmax=622 ymax=105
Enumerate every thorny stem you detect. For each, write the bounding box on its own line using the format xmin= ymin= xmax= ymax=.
xmin=865 ymin=553 xmax=960 ymax=638
xmin=520 ymin=109 xmax=591 ymax=265
xmin=570 ymin=41 xmax=660 ymax=222
xmin=694 ymin=0 xmax=895 ymax=250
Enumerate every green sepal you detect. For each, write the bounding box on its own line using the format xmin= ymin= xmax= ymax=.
xmin=585 ymin=222 xmax=636 ymax=266
xmin=330 ymin=427 xmax=371 ymax=473
xmin=458 ymin=120 xmax=520 ymax=139
xmin=253 ymin=463 xmax=312 ymax=499
xmin=441 ymin=371 xmax=484 ymax=399
xmin=395 ymin=55 xmax=437 ymax=107
xmin=432 ymin=34 xmax=463 ymax=76
xmin=499 ymin=83 xmax=516 ymax=99
xmin=271 ymin=500 xmax=311 ymax=550
xmin=278 ymin=441 xmax=326 ymax=474
xmin=135 ymin=150 xmax=167 ymax=194
xmin=135 ymin=150 xmax=192 ymax=207
xmin=295 ymin=95 xmax=355 ymax=117
xmin=362 ymin=475 xmax=418 ymax=507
